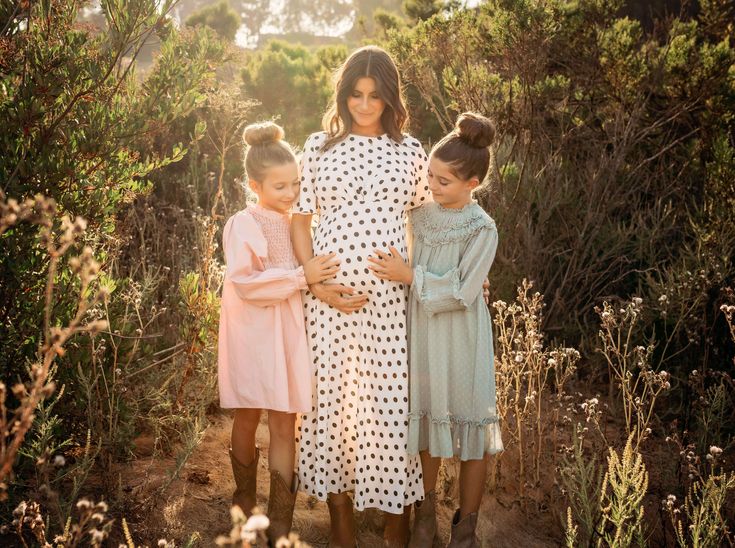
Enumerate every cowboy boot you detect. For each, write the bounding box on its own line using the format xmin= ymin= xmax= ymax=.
xmin=446 ymin=510 xmax=479 ymax=548
xmin=230 ymin=447 xmax=259 ymax=515
xmin=383 ymin=506 xmax=411 ymax=548
xmin=327 ymin=494 xmax=356 ymax=548
xmin=266 ymin=470 xmax=298 ymax=546
xmin=408 ymin=491 xmax=437 ymax=548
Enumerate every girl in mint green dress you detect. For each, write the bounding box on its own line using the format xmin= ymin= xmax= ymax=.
xmin=368 ymin=112 xmax=502 ymax=548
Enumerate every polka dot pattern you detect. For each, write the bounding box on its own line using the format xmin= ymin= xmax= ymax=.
xmin=295 ymin=131 xmax=430 ymax=513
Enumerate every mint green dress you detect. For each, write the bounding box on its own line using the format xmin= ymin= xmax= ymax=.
xmin=406 ymin=202 xmax=503 ymax=461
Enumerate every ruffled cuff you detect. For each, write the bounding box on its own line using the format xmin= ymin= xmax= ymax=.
xmin=294 ymin=265 xmax=308 ymax=290
xmin=413 ymin=267 xmax=468 ymax=316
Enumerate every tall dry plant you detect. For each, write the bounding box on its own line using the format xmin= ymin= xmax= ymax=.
xmin=215 ymin=505 xmax=311 ymax=548
xmin=597 ymin=433 xmax=649 ymax=547
xmin=5 ymin=498 xmax=114 ymax=548
xmin=173 ymin=86 xmax=254 ymax=409
xmin=0 ymin=195 xmax=109 ymax=501
xmin=596 ymin=298 xmax=671 ymax=450
xmin=666 ymin=469 xmax=735 ymax=547
xmin=492 ymin=279 xmax=579 ymax=498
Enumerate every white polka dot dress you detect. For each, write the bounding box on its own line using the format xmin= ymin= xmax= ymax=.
xmin=295 ymin=131 xmax=431 ymax=514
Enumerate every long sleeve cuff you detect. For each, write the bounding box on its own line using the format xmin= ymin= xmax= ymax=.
xmin=295 ymin=265 xmax=308 ymax=291
xmin=411 ymin=266 xmax=468 ymax=316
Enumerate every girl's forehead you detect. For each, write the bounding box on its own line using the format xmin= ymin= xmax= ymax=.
xmin=429 ymin=156 xmax=452 ymax=172
xmin=263 ymin=161 xmax=298 ymax=181
xmin=429 ymin=156 xmax=463 ymax=180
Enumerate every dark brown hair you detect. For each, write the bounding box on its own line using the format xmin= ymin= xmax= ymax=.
xmin=431 ymin=112 xmax=495 ymax=182
xmin=322 ymin=45 xmax=408 ymax=150
xmin=243 ymin=121 xmax=296 ymax=182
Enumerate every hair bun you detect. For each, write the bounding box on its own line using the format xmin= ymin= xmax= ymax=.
xmin=244 ymin=122 xmax=285 ymax=146
xmin=456 ymin=112 xmax=495 ymax=149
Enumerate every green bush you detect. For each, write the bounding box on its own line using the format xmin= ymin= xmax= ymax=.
xmin=241 ymin=40 xmax=348 ymax=146
xmin=388 ymin=0 xmax=735 ymax=374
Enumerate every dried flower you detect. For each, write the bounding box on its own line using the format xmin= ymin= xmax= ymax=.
xmin=244 ymin=513 xmax=270 ymax=532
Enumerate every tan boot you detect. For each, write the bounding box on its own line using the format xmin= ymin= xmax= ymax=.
xmin=266 ymin=470 xmax=297 ymax=546
xmin=408 ymin=491 xmax=437 ymax=548
xmin=327 ymin=494 xmax=356 ymax=548
xmin=384 ymin=506 xmax=411 ymax=547
xmin=446 ymin=510 xmax=479 ymax=548
xmin=230 ymin=447 xmax=259 ymax=516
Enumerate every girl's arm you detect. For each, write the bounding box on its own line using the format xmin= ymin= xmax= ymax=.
xmin=290 ymin=214 xmax=366 ymax=314
xmin=411 ymin=225 xmax=498 ymax=316
xmin=230 ymin=266 xmax=307 ymax=306
xmin=225 ymin=216 xmax=306 ymax=307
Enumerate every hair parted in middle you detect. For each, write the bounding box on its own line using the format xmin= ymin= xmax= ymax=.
xmin=321 ymin=45 xmax=408 ymax=151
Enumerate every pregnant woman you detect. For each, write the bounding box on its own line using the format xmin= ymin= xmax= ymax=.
xmin=291 ymin=46 xmax=430 ymax=547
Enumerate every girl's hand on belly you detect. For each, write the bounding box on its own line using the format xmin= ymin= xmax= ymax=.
xmin=309 ymin=282 xmax=370 ymax=314
xmin=367 ymin=247 xmax=413 ymax=285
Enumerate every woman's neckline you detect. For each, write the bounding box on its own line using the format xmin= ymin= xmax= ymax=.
xmin=347 ymin=132 xmax=387 ymax=139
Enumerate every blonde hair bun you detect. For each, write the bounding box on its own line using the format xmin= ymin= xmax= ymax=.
xmin=244 ymin=122 xmax=285 ymax=147
xmin=456 ymin=112 xmax=495 ymax=149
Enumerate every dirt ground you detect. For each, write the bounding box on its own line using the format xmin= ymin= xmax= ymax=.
xmin=121 ymin=413 xmax=562 ymax=547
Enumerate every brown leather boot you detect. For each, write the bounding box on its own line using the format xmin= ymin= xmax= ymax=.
xmin=327 ymin=494 xmax=356 ymax=548
xmin=383 ymin=506 xmax=411 ymax=547
xmin=446 ymin=510 xmax=479 ymax=548
xmin=408 ymin=491 xmax=437 ymax=548
xmin=230 ymin=447 xmax=259 ymax=516
xmin=266 ymin=470 xmax=297 ymax=546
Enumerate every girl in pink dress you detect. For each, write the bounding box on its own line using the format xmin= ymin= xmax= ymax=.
xmin=218 ymin=121 xmax=339 ymax=543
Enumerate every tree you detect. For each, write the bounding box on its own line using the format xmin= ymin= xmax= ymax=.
xmin=241 ymin=41 xmax=348 ymax=146
xmin=186 ymin=0 xmax=241 ymax=42
xmin=0 ymin=0 xmax=227 ymax=377
xmin=233 ymin=0 xmax=271 ymax=46
xmin=402 ymin=0 xmax=444 ymax=22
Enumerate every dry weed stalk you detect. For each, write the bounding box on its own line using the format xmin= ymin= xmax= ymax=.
xmin=3 ymin=498 xmax=113 ymax=548
xmin=721 ymin=293 xmax=735 ymax=349
xmin=558 ymin=423 xmax=604 ymax=547
xmin=596 ymin=298 xmax=670 ymax=450
xmin=597 ymin=432 xmax=649 ymax=547
xmin=658 ymin=295 xmax=735 ymax=546
xmin=215 ymin=505 xmax=309 ymax=547
xmin=564 ymin=506 xmax=579 ymax=548
xmin=493 ymin=279 xmax=579 ymax=497
xmin=665 ymin=465 xmax=735 ymax=547
xmin=0 ymin=195 xmax=109 ymax=500
xmin=174 ymin=88 xmax=251 ymax=408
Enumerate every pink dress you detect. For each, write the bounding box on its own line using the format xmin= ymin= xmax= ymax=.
xmin=218 ymin=204 xmax=311 ymax=412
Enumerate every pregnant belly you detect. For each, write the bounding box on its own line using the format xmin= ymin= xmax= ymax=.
xmin=313 ymin=204 xmax=407 ymax=291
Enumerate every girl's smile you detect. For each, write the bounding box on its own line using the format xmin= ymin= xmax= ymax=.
xmin=249 ymin=161 xmax=300 ymax=214
xmin=427 ymin=157 xmax=479 ymax=209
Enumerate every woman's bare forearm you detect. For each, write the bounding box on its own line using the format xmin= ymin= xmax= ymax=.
xmin=291 ymin=214 xmax=315 ymax=266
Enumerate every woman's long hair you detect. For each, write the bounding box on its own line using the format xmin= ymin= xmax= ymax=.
xmin=321 ymin=45 xmax=408 ymax=150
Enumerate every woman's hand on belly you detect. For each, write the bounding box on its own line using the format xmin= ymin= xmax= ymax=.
xmin=309 ymin=282 xmax=370 ymax=314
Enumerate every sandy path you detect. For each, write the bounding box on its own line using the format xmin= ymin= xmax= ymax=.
xmin=122 ymin=413 xmax=559 ymax=547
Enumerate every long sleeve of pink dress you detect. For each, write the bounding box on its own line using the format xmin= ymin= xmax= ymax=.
xmin=217 ymin=205 xmax=312 ymax=412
